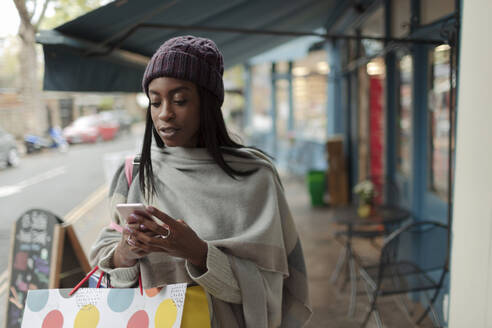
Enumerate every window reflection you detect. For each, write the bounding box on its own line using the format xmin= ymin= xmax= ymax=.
xmin=251 ymin=63 xmax=272 ymax=132
xmin=428 ymin=45 xmax=451 ymax=199
xmin=397 ymin=55 xmax=413 ymax=177
xmin=292 ymin=50 xmax=328 ymax=142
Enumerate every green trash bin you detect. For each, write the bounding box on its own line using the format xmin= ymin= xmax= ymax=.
xmin=306 ymin=170 xmax=325 ymax=207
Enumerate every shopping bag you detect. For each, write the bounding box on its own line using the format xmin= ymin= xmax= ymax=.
xmin=21 ymin=284 xmax=187 ymax=328
xmin=86 ymin=272 xmax=211 ymax=328
xmin=20 ymin=266 xmax=187 ymax=328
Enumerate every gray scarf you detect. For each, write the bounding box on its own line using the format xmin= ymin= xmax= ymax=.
xmin=94 ymin=146 xmax=312 ymax=327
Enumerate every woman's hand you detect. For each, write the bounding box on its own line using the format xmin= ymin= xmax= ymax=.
xmin=113 ymin=214 xmax=154 ymax=268
xmin=126 ymin=206 xmax=208 ymax=272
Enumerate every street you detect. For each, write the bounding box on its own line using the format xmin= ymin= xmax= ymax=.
xmin=0 ymin=131 xmax=141 ymax=274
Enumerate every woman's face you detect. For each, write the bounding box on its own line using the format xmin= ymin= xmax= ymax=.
xmin=148 ymin=77 xmax=200 ymax=147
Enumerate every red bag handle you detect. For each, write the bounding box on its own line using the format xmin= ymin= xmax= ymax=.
xmin=108 ymin=155 xmax=136 ymax=233
xmin=69 ymin=265 xmax=143 ymax=296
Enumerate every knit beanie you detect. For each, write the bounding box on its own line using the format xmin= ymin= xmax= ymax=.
xmin=142 ymin=35 xmax=224 ymax=106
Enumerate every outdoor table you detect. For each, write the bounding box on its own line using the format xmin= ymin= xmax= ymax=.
xmin=329 ymin=204 xmax=411 ymax=317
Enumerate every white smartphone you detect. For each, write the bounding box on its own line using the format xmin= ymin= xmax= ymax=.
xmin=116 ymin=203 xmax=146 ymax=223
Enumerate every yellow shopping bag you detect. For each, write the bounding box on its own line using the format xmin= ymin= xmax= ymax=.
xmin=181 ymin=285 xmax=211 ymax=328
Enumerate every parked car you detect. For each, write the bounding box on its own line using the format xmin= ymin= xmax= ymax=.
xmin=96 ymin=112 xmax=121 ymax=140
xmin=99 ymin=109 xmax=133 ymax=134
xmin=63 ymin=115 xmax=100 ymax=144
xmin=0 ymin=127 xmax=20 ymax=168
xmin=63 ymin=114 xmax=120 ymax=144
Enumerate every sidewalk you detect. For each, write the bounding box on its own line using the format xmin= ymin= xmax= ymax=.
xmin=67 ymin=174 xmax=432 ymax=327
xmin=282 ymin=175 xmax=434 ymax=328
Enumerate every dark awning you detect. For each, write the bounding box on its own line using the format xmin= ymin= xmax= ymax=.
xmin=37 ymin=0 xmax=338 ymax=92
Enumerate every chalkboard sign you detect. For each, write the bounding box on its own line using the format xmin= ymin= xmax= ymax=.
xmin=4 ymin=209 xmax=90 ymax=328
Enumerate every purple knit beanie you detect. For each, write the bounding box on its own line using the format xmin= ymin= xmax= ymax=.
xmin=142 ymin=35 xmax=224 ymax=106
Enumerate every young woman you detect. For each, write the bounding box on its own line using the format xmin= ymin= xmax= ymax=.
xmin=90 ymin=35 xmax=311 ymax=327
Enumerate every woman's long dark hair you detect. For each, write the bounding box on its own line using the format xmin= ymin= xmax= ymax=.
xmin=139 ymin=85 xmax=269 ymax=200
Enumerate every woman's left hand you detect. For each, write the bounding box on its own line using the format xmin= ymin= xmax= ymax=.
xmin=128 ymin=206 xmax=208 ymax=271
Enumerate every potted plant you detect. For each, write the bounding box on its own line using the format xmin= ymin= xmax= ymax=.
xmin=353 ymin=180 xmax=375 ymax=218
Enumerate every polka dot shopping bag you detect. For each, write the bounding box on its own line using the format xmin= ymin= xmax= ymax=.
xmin=20 ymin=267 xmax=187 ymax=328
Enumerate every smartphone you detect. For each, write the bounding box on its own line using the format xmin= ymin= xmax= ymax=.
xmin=116 ymin=203 xmax=146 ymax=223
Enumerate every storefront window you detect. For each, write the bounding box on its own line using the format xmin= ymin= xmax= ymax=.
xmin=397 ymin=54 xmax=413 ymax=177
xmin=292 ymin=50 xmax=328 ymax=142
xmin=428 ymin=45 xmax=451 ymax=199
xmin=251 ymin=63 xmax=272 ymax=133
xmin=367 ymin=57 xmax=386 ymax=199
xmin=275 ymin=79 xmax=289 ymax=139
xmin=275 ymin=61 xmax=289 ymax=75
xmin=222 ymin=65 xmax=245 ymax=132
xmin=357 ymin=56 xmax=387 ymax=185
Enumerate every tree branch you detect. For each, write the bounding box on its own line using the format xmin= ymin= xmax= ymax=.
xmin=13 ymin=0 xmax=33 ymax=25
xmin=34 ymin=0 xmax=52 ymax=30
xmin=29 ymin=0 xmax=37 ymax=21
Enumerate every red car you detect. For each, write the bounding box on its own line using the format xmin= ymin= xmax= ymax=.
xmin=97 ymin=112 xmax=121 ymax=140
xmin=63 ymin=114 xmax=119 ymax=144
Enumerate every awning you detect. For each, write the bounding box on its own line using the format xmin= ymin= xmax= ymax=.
xmin=37 ymin=0 xmax=338 ymax=92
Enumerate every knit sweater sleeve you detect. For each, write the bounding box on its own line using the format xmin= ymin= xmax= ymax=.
xmin=185 ymin=242 xmax=285 ymax=323
xmin=89 ymin=229 xmax=140 ymax=288
xmin=185 ymin=243 xmax=242 ymax=304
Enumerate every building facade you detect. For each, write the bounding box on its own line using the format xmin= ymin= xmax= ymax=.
xmin=242 ymin=0 xmax=459 ymax=323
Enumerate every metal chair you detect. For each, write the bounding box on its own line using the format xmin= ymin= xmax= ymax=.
xmin=330 ymin=204 xmax=411 ymax=318
xmin=330 ymin=176 xmax=409 ymax=317
xmin=358 ymin=220 xmax=448 ymax=328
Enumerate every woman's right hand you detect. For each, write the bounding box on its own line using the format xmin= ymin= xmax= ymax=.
xmin=113 ymin=214 xmax=153 ymax=268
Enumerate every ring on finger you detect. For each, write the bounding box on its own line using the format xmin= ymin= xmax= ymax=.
xmin=126 ymin=235 xmax=136 ymax=246
xmin=156 ymin=227 xmax=171 ymax=239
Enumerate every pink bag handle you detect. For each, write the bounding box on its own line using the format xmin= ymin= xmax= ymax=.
xmin=109 ymin=155 xmax=136 ymax=233
xmin=124 ymin=155 xmax=135 ymax=186
xmin=109 ymin=221 xmax=123 ymax=233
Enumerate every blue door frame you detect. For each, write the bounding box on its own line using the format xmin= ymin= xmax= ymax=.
xmin=397 ymin=40 xmax=449 ymax=224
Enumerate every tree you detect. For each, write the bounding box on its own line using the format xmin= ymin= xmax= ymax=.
xmin=40 ymin=0 xmax=109 ymax=30
xmin=12 ymin=0 xmax=109 ymax=135
xmin=13 ymin=0 xmax=51 ymax=135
